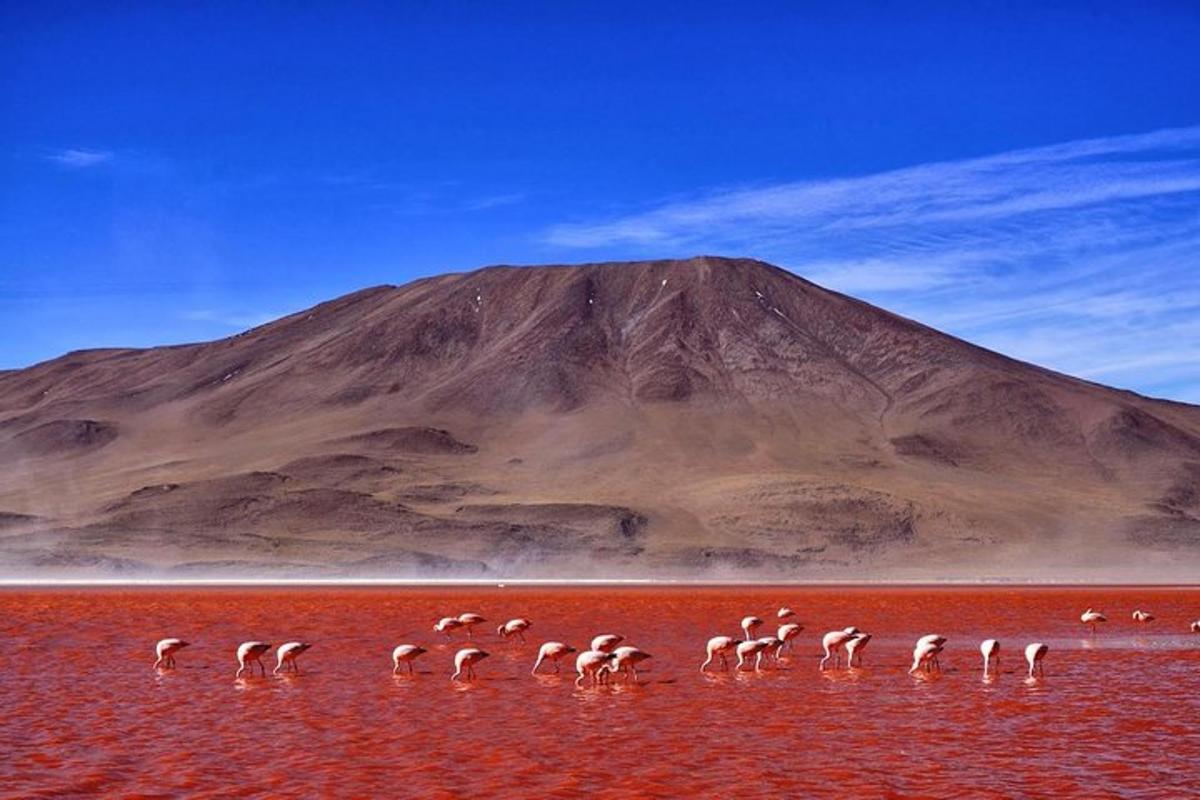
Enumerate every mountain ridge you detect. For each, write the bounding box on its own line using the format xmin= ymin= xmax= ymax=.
xmin=1 ymin=256 xmax=1197 ymax=580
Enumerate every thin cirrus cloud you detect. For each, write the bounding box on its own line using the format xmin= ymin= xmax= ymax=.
xmin=542 ymin=125 xmax=1200 ymax=403
xmin=45 ymin=148 xmax=113 ymax=168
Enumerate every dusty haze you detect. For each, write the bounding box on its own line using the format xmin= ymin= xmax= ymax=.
xmin=1 ymin=257 xmax=1198 ymax=580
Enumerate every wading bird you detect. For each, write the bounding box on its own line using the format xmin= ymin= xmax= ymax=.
xmin=434 ymin=617 xmax=464 ymax=637
xmin=777 ymin=623 xmax=803 ymax=654
xmin=777 ymin=607 xmax=796 ymax=620
xmin=1192 ymin=621 xmax=1200 ymax=633
xmin=497 ymin=618 xmax=532 ymax=642
xmin=845 ymin=632 xmax=872 ymax=667
xmin=591 ymin=634 xmax=624 ymax=653
xmin=1080 ymin=608 xmax=1107 ymax=633
xmin=154 ymin=638 xmax=189 ymax=670
xmin=915 ymin=634 xmax=947 ymax=671
xmin=757 ymin=636 xmax=784 ymax=666
xmin=741 ymin=616 xmax=764 ymax=640
xmin=980 ymin=639 xmax=1000 ymax=678
xmin=452 ymin=647 xmax=489 ymax=681
xmin=392 ymin=644 xmax=427 ymax=674
xmin=909 ymin=638 xmax=944 ymax=675
xmin=1025 ymin=642 xmax=1048 ymax=678
xmin=274 ymin=642 xmax=312 ymax=674
xmin=1131 ymin=610 xmax=1154 ymax=623
xmin=701 ymin=636 xmax=741 ymax=671
xmin=611 ymin=646 xmax=652 ymax=682
xmin=531 ymin=642 xmax=576 ymax=674
xmin=235 ymin=641 xmax=271 ymax=678
xmin=819 ymin=627 xmax=861 ymax=670
xmin=575 ymin=650 xmax=615 ymax=687
xmin=457 ymin=613 xmax=487 ymax=639
xmin=736 ymin=639 xmax=770 ymax=672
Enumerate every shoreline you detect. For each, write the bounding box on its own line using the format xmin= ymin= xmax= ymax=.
xmin=2 ymin=578 xmax=1198 ymax=589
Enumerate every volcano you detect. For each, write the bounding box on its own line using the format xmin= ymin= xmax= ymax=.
xmin=2 ymin=256 xmax=1198 ymax=580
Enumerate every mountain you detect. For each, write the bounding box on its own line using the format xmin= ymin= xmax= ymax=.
xmin=2 ymin=256 xmax=1198 ymax=580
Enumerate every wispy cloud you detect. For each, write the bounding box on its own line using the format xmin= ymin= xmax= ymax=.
xmin=45 ymin=148 xmax=113 ymax=168
xmin=542 ymin=125 xmax=1200 ymax=403
xmin=465 ymin=192 xmax=526 ymax=211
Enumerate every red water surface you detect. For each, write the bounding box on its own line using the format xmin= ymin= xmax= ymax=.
xmin=2 ymin=586 xmax=1199 ymax=798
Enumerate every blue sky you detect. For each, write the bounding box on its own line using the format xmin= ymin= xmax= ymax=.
xmin=2 ymin=3 xmax=1199 ymax=401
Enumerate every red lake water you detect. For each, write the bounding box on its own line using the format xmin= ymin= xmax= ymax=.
xmin=2 ymin=586 xmax=1198 ymax=798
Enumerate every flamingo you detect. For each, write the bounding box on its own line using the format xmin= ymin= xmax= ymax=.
xmin=451 ymin=647 xmax=489 ymax=681
xmin=531 ymin=642 xmax=576 ymax=674
xmin=819 ymin=627 xmax=861 ymax=670
xmin=457 ymin=613 xmax=486 ymax=639
xmin=274 ymin=642 xmax=312 ymax=674
xmin=497 ymin=618 xmax=532 ymax=642
xmin=575 ymin=650 xmax=615 ymax=687
xmin=980 ymin=639 xmax=1000 ymax=678
xmin=591 ymin=634 xmax=624 ymax=653
xmin=845 ymin=632 xmax=872 ymax=667
xmin=909 ymin=639 xmax=944 ymax=675
xmin=777 ymin=607 xmax=796 ymax=620
xmin=611 ymin=646 xmax=652 ymax=682
xmin=153 ymin=638 xmax=189 ymax=670
xmin=434 ymin=617 xmax=464 ymax=637
xmin=1131 ymin=610 xmax=1155 ymax=623
xmin=757 ymin=636 xmax=784 ymax=667
xmin=392 ymin=644 xmax=427 ymax=674
xmin=777 ymin=623 xmax=803 ymax=654
xmin=235 ymin=641 xmax=271 ymax=678
xmin=736 ymin=639 xmax=770 ymax=672
xmin=741 ymin=616 xmax=764 ymax=640
xmin=1025 ymin=642 xmax=1048 ymax=678
xmin=701 ymin=636 xmax=741 ymax=671
xmin=916 ymin=634 xmax=947 ymax=671
xmin=1080 ymin=608 xmax=1107 ymax=633
xmin=1191 ymin=621 xmax=1200 ymax=633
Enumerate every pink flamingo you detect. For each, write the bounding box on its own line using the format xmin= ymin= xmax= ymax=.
xmin=777 ymin=607 xmax=796 ymax=620
xmin=154 ymin=638 xmax=189 ymax=670
xmin=741 ymin=616 xmax=764 ymax=640
xmin=611 ymin=646 xmax=652 ymax=682
xmin=916 ymin=634 xmax=947 ymax=671
xmin=980 ymin=639 xmax=1000 ymax=678
xmin=392 ymin=644 xmax=427 ymax=674
xmin=845 ymin=632 xmax=871 ymax=667
xmin=1131 ymin=610 xmax=1154 ymax=623
xmin=1080 ymin=608 xmax=1106 ymax=634
xmin=777 ymin=623 xmax=803 ymax=654
xmin=819 ymin=627 xmax=861 ymax=670
xmin=1025 ymin=642 xmax=1048 ymax=678
xmin=757 ymin=636 xmax=784 ymax=667
xmin=531 ymin=642 xmax=576 ymax=674
xmin=909 ymin=638 xmax=944 ymax=675
xmin=736 ymin=639 xmax=769 ymax=672
xmin=274 ymin=642 xmax=312 ymax=674
xmin=701 ymin=636 xmax=741 ymax=671
xmin=434 ymin=617 xmax=464 ymax=637
xmin=1191 ymin=621 xmax=1200 ymax=633
xmin=497 ymin=618 xmax=532 ymax=642
xmin=457 ymin=613 xmax=487 ymax=639
xmin=590 ymin=634 xmax=624 ymax=653
xmin=575 ymin=650 xmax=615 ymax=687
xmin=235 ymin=641 xmax=271 ymax=678
xmin=451 ymin=647 xmax=489 ymax=681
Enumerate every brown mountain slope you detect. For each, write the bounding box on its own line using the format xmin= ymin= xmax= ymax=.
xmin=1 ymin=256 xmax=1198 ymax=580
